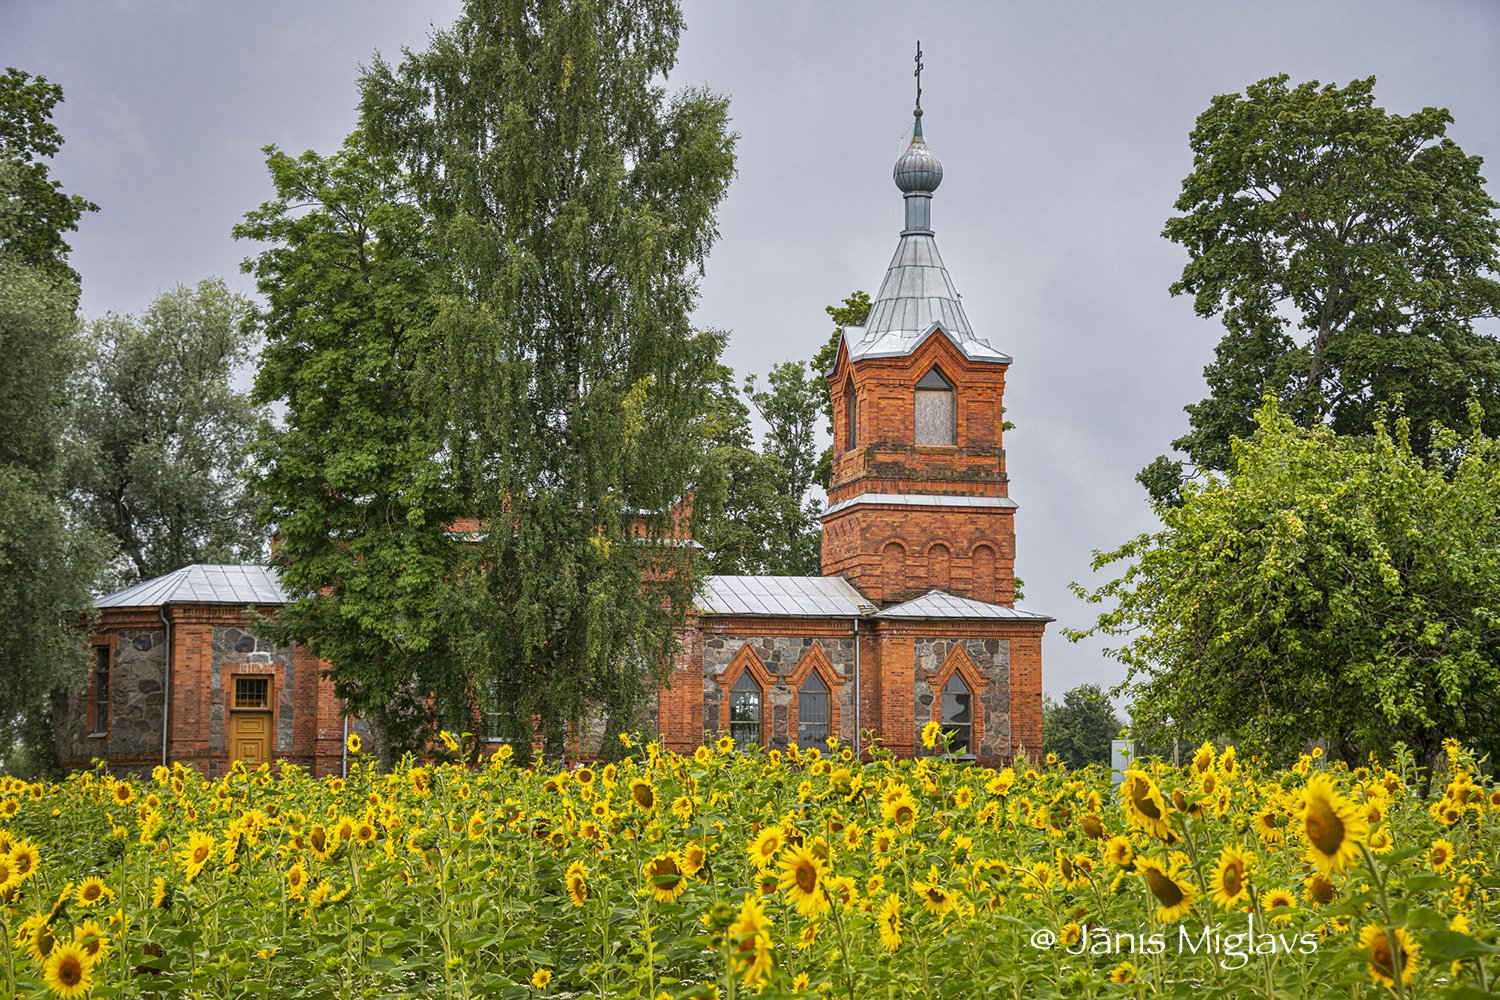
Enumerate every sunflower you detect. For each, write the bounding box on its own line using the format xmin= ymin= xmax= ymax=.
xmin=18 ymin=912 xmax=56 ymax=963
xmin=1428 ymin=838 xmax=1455 ymax=873
xmin=178 ymin=830 xmax=215 ymax=882
xmin=308 ymin=824 xmax=338 ymax=861
xmin=1261 ymin=887 xmax=1297 ymax=921
xmin=777 ymin=845 xmax=830 ymax=918
xmin=1119 ymin=770 xmax=1172 ymax=840
xmin=953 ymin=786 xmax=973 ymax=810
xmin=111 ymin=782 xmax=134 ymax=806
xmin=531 ymin=967 xmax=551 ymax=990
xmin=1302 ymin=873 xmax=1335 ymax=907
xmin=629 ymin=779 xmax=657 ymax=811
xmin=151 ymin=877 xmax=171 ymax=910
xmin=1103 ymin=835 xmax=1135 ymax=869
xmin=43 ymin=942 xmax=91 ymax=999
xmin=728 ymin=893 xmax=774 ymax=988
xmin=8 ymin=840 xmax=39 ymax=882
xmin=345 ymin=732 xmax=361 ymax=754
xmin=671 ymin=795 xmax=694 ymax=821
xmin=881 ymin=793 xmax=918 ymax=834
xmin=682 ymin=841 xmax=708 ymax=878
xmin=565 ymin=861 xmax=589 ymax=907
xmin=748 ymin=827 xmax=784 ymax=869
xmin=1359 ymin=925 xmax=1419 ymax=989
xmin=921 ymin=720 xmax=943 ymax=750
xmin=716 ymin=734 xmax=735 ymax=755
xmin=72 ymin=920 xmax=110 ymax=967
xmin=1297 ymin=773 xmax=1367 ymax=876
xmin=1135 ymin=856 xmax=1199 ymax=923
xmin=1080 ymin=812 xmax=1106 ymax=840
xmin=1251 ymin=806 xmax=1284 ymax=846
xmin=915 ymin=866 xmax=956 ymax=916
xmin=877 ymin=892 xmax=902 ymax=952
xmin=1109 ymin=961 xmax=1136 ymax=985
xmin=1209 ymin=845 xmax=1252 ymax=910
xmin=73 ymin=877 xmax=112 ymax=908
xmin=644 ymin=852 xmax=687 ymax=904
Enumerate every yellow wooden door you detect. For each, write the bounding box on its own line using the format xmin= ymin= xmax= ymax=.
xmin=229 ymin=712 xmax=272 ymax=765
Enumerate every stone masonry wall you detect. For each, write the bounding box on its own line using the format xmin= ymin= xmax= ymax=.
xmin=56 ymin=628 xmax=165 ymax=774
xmin=702 ymin=632 xmax=855 ymax=749
xmin=912 ymin=636 xmax=1010 ymax=759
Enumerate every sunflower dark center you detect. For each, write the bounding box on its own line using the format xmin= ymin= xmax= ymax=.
xmin=1131 ymin=783 xmax=1161 ymax=821
xmin=59 ymin=958 xmax=82 ymax=985
xmin=1305 ymin=800 xmax=1345 ymax=856
xmin=1145 ymin=868 xmax=1184 ymax=908
xmin=795 ymin=862 xmax=817 ymax=893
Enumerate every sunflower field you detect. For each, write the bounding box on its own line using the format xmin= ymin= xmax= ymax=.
xmin=0 ymin=731 xmax=1497 ymax=1000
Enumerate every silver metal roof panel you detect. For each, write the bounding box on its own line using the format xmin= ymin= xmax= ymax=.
xmin=876 ymin=589 xmax=1054 ymax=623
xmin=96 ymin=564 xmax=288 ymax=609
xmin=696 ymin=576 xmax=877 ymax=618
xmin=822 ymin=493 xmax=1018 ymax=519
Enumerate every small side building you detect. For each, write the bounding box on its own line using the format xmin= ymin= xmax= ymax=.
xmin=59 ymin=565 xmax=353 ymax=777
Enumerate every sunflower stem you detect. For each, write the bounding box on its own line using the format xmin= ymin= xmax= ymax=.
xmin=1358 ymin=841 xmax=1408 ymax=1000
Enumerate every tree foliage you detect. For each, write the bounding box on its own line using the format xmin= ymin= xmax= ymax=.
xmin=0 ymin=69 xmax=107 ymax=774
xmin=694 ymin=353 xmax=813 ymax=576
xmin=68 ymin=279 xmax=263 ymax=586
xmin=1075 ymin=398 xmax=1500 ymax=768
xmin=1142 ymin=75 xmax=1500 ymax=505
xmin=361 ymin=0 xmax=736 ymax=762
xmin=1042 ymin=684 xmax=1122 ymax=769
xmin=236 ymin=134 xmax=460 ymax=769
xmin=0 ymin=67 xmax=97 ymax=287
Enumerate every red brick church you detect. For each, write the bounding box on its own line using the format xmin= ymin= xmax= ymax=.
xmin=61 ymin=104 xmax=1050 ymax=776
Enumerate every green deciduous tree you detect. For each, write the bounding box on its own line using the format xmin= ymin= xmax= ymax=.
xmin=0 ymin=69 xmax=107 ymax=774
xmin=0 ymin=68 xmax=97 ymax=287
xmin=1142 ymin=75 xmax=1500 ymax=505
xmin=1042 ymin=684 xmax=1121 ymax=769
xmin=68 ymin=279 xmax=263 ymax=586
xmin=1074 ymin=398 xmax=1500 ymax=769
xmin=236 ymin=134 xmax=460 ymax=770
xmin=361 ymin=0 xmax=736 ymax=762
xmin=743 ymin=361 xmax=823 ymax=575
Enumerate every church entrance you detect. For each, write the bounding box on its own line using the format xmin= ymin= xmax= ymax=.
xmin=229 ymin=675 xmax=273 ymax=765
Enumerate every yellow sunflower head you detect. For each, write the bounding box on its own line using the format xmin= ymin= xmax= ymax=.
xmin=43 ymin=942 xmax=91 ymax=999
xmin=777 ymin=845 xmax=830 ymax=918
xmin=877 ymin=892 xmax=903 ymax=952
xmin=1359 ymin=925 xmax=1419 ymax=989
xmin=643 ymin=852 xmax=687 ymax=904
xmin=1136 ymin=856 xmax=1199 ymax=923
xmin=1297 ymin=773 xmax=1366 ymax=877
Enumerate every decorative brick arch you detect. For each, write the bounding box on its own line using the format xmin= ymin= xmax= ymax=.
xmin=969 ymin=543 xmax=998 ymax=603
xmin=925 ymin=643 xmax=988 ymax=752
xmin=785 ymin=643 xmax=846 ymax=748
xmin=717 ymin=644 xmax=775 ymax=745
xmin=880 ymin=539 xmax=908 ymax=593
xmin=926 ymin=542 xmax=953 ymax=592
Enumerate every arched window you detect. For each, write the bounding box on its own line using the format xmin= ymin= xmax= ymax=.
xmin=942 ymin=675 xmax=972 ymax=754
xmin=797 ymin=673 xmax=830 ymax=748
xmin=729 ymin=672 xmax=763 ymax=748
xmin=915 ymin=368 xmax=956 ymax=446
xmin=844 ymin=377 xmax=858 ymax=450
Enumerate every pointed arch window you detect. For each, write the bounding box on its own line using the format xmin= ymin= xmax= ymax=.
xmin=729 ymin=672 xmax=763 ymax=749
xmin=845 ymin=376 xmax=858 ymax=450
xmin=797 ymin=673 xmax=830 ymax=748
xmin=915 ymin=368 xmax=956 ymax=446
xmin=942 ymin=675 xmax=973 ymax=755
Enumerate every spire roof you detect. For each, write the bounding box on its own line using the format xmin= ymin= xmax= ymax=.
xmin=842 ymin=104 xmax=1011 ymax=366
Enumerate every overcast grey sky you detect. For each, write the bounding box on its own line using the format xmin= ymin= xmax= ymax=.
xmin=6 ymin=1 xmax=1499 ymax=703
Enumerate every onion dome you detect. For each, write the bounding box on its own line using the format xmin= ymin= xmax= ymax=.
xmin=893 ymin=112 xmax=943 ymax=193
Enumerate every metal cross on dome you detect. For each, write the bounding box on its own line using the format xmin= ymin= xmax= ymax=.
xmin=914 ymin=40 xmax=924 ymax=114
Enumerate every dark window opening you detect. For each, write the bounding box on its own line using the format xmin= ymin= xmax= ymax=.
xmin=91 ymin=645 xmax=110 ymax=734
xmin=941 ymin=674 xmax=972 ymax=754
xmin=233 ymin=676 xmax=271 ymax=710
xmin=729 ymin=672 xmax=763 ymax=748
xmin=797 ymin=673 xmax=830 ymax=747
xmin=845 ymin=377 xmax=858 ymax=450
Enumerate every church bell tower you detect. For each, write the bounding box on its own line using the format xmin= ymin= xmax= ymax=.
xmin=821 ymin=85 xmax=1018 ymax=608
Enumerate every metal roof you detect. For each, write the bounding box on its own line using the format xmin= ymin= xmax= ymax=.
xmin=842 ymin=114 xmax=1011 ymax=366
xmin=822 ymin=492 xmax=1018 ymax=519
xmin=696 ymin=576 xmax=877 ymax=618
xmin=95 ymin=564 xmax=287 ymax=609
xmin=876 ymin=589 xmax=1054 ymax=622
